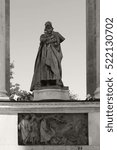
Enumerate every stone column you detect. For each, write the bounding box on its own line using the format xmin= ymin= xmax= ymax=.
xmin=86 ymin=0 xmax=100 ymax=99
xmin=0 ymin=0 xmax=10 ymax=100
xmin=5 ymin=0 xmax=10 ymax=95
xmin=94 ymin=0 xmax=100 ymax=99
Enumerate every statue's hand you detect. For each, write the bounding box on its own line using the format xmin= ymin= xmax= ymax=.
xmin=40 ymin=34 xmax=48 ymax=43
xmin=46 ymin=37 xmax=56 ymax=44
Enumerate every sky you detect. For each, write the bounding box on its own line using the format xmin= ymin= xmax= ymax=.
xmin=10 ymin=0 xmax=86 ymax=99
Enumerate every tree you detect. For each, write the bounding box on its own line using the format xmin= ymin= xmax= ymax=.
xmin=69 ymin=91 xmax=79 ymax=100
xmin=10 ymin=62 xmax=33 ymax=101
xmin=10 ymin=62 xmax=20 ymax=96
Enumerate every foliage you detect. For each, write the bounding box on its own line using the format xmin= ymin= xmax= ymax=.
xmin=10 ymin=62 xmax=33 ymax=101
xmin=69 ymin=91 xmax=79 ymax=100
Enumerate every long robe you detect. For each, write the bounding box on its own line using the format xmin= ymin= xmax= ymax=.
xmin=30 ymin=31 xmax=65 ymax=91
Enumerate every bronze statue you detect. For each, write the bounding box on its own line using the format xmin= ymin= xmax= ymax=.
xmin=30 ymin=21 xmax=65 ymax=91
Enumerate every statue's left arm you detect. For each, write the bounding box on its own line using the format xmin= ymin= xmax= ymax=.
xmin=57 ymin=32 xmax=65 ymax=43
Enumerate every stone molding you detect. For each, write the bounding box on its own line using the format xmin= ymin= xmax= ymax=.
xmin=0 ymin=145 xmax=100 ymax=150
xmin=0 ymin=101 xmax=100 ymax=114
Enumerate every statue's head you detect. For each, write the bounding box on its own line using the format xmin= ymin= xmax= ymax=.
xmin=24 ymin=114 xmax=30 ymax=120
xmin=44 ymin=21 xmax=54 ymax=34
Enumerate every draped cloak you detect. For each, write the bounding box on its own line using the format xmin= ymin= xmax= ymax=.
xmin=30 ymin=32 xmax=65 ymax=91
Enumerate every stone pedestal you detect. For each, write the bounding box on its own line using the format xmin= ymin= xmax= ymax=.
xmin=0 ymin=101 xmax=100 ymax=150
xmin=33 ymin=86 xmax=70 ymax=101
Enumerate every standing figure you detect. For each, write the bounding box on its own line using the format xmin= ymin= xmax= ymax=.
xmin=40 ymin=118 xmax=55 ymax=144
xmin=18 ymin=115 xmax=31 ymax=144
xmin=29 ymin=115 xmax=40 ymax=144
xmin=30 ymin=21 xmax=65 ymax=91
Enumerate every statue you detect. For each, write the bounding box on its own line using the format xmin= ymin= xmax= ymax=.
xmin=30 ymin=21 xmax=65 ymax=91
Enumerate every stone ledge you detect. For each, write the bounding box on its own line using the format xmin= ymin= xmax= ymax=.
xmin=0 ymin=101 xmax=100 ymax=114
xmin=0 ymin=145 xmax=100 ymax=150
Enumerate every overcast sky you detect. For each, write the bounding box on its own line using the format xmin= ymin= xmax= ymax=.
xmin=10 ymin=0 xmax=86 ymax=99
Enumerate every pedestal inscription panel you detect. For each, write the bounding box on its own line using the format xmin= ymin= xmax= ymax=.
xmin=18 ymin=113 xmax=88 ymax=145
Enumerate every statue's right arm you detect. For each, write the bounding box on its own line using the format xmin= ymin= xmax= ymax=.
xmin=40 ymin=34 xmax=47 ymax=43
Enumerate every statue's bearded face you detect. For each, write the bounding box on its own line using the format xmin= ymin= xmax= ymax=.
xmin=46 ymin=26 xmax=53 ymax=34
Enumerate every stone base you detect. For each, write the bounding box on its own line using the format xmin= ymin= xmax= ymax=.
xmin=0 ymin=90 xmax=9 ymax=101
xmin=0 ymin=101 xmax=100 ymax=150
xmin=33 ymin=86 xmax=70 ymax=101
xmin=0 ymin=96 xmax=9 ymax=101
